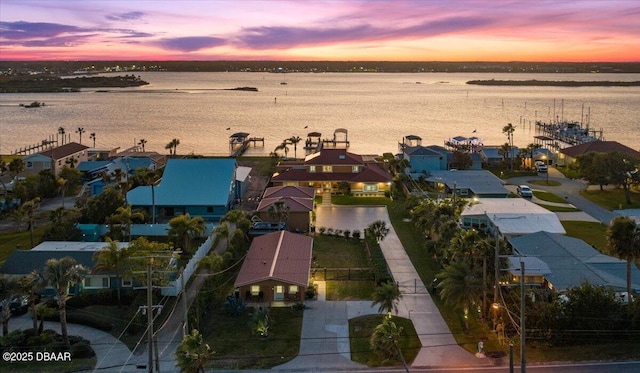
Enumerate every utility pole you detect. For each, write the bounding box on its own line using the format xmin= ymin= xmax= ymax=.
xmin=493 ymin=228 xmax=500 ymax=329
xmin=147 ymin=259 xmax=153 ymax=373
xmin=520 ymin=260 xmax=526 ymax=373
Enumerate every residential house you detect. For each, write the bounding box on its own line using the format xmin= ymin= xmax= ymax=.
xmin=256 ymin=186 xmax=315 ymax=232
xmin=557 ymin=141 xmax=640 ymax=167
xmin=426 ymin=170 xmax=510 ymax=199
xmin=508 ymin=232 xmax=640 ymax=295
xmin=480 ymin=146 xmax=521 ymax=167
xmin=22 ymin=142 xmax=89 ymax=175
xmin=271 ymin=149 xmax=392 ymax=196
xmin=460 ymin=198 xmax=566 ymax=238
xmin=234 ymin=231 xmax=313 ymax=304
xmin=403 ymin=145 xmax=450 ymax=175
xmin=127 ymin=158 xmax=237 ymax=222
xmin=0 ymin=241 xmax=133 ymax=296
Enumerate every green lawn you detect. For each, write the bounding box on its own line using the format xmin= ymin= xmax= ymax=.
xmin=536 ymin=204 xmax=580 ymax=212
xmin=326 ymin=281 xmax=376 ymax=301
xmin=349 ymin=315 xmax=420 ymax=367
xmin=532 ymin=190 xmax=569 ymax=203
xmin=0 ymin=225 xmax=47 ymax=263
xmin=580 ymin=188 xmax=640 ymax=210
xmin=206 ymin=307 xmax=303 ymax=370
xmin=312 ymin=235 xmax=368 ymax=268
xmin=561 ymin=221 xmax=608 ymax=252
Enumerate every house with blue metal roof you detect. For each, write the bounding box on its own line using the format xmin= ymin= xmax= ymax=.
xmin=127 ymin=158 xmax=237 ymax=222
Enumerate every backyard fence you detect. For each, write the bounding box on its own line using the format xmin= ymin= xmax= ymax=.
xmin=161 ymin=232 xmax=216 ymax=296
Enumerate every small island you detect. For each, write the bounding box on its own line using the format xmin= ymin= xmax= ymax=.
xmin=0 ymin=74 xmax=149 ymax=93
xmin=466 ymin=79 xmax=640 ymax=87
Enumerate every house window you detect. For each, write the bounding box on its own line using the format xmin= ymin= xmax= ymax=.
xmin=322 ymin=166 xmax=332 ymax=172
xmin=26 ymin=161 xmax=33 ymax=169
xmin=206 ymin=206 xmax=213 ymax=213
xmin=352 ymin=166 xmax=359 ymax=173
xmin=309 ymin=165 xmax=316 ymax=173
xmin=251 ymin=285 xmax=260 ymax=296
xmin=58 ymin=160 xmax=62 ymax=166
xmin=289 ymin=285 xmax=299 ymax=294
xmin=122 ymin=277 xmax=133 ymax=287
xmin=363 ymin=184 xmax=379 ymax=192
xmin=84 ymin=276 xmax=110 ymax=289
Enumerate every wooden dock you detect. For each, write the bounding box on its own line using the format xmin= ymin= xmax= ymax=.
xmin=12 ymin=138 xmax=57 ymax=155
xmin=534 ymin=120 xmax=603 ymax=150
xmin=229 ymin=132 xmax=263 ymax=157
xmin=321 ymin=128 xmax=350 ymax=148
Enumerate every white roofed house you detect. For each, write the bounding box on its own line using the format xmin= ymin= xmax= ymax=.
xmin=460 ymin=198 xmax=565 ymax=238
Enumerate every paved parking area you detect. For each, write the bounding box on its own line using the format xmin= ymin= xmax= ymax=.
xmin=315 ymin=205 xmax=389 ymax=233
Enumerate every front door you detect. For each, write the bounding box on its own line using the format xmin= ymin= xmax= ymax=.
xmin=274 ymin=285 xmax=284 ymax=301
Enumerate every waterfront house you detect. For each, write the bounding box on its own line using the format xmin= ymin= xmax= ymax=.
xmin=22 ymin=142 xmax=89 ymax=176
xmin=508 ymin=231 xmax=640 ymax=295
xmin=479 ymin=146 xmax=521 ymax=167
xmin=127 ymin=158 xmax=237 ymax=222
xmin=234 ymin=230 xmax=313 ymax=304
xmin=403 ymin=145 xmax=450 ymax=175
xmin=271 ymin=149 xmax=392 ymax=197
xmin=460 ymin=198 xmax=565 ymax=238
xmin=426 ymin=170 xmax=510 ymax=199
xmin=255 ymin=186 xmax=315 ymax=232
xmin=557 ymin=141 xmax=640 ymax=167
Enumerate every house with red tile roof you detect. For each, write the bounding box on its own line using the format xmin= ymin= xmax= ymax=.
xmin=234 ymin=230 xmax=313 ymax=304
xmin=22 ymin=142 xmax=89 ymax=175
xmin=256 ymin=186 xmax=315 ymax=232
xmin=270 ymin=149 xmax=393 ymax=197
xmin=558 ymin=141 xmax=640 ymax=166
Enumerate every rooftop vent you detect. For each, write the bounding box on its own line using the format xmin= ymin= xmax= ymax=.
xmin=338 ymin=155 xmax=346 ymax=160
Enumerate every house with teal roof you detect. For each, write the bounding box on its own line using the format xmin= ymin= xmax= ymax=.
xmin=127 ymin=158 xmax=237 ymax=222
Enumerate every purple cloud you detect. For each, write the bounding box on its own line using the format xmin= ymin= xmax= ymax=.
xmin=156 ymin=36 xmax=227 ymax=52
xmin=236 ymin=15 xmax=492 ymax=50
xmin=0 ymin=21 xmax=82 ymax=40
xmin=106 ymin=11 xmax=145 ymax=21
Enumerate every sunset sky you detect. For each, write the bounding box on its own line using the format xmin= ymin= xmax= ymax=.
xmin=1 ymin=0 xmax=639 ymax=62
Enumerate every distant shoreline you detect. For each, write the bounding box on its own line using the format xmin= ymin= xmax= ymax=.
xmin=466 ymin=79 xmax=640 ymax=87
xmin=0 ymin=75 xmax=149 ymax=93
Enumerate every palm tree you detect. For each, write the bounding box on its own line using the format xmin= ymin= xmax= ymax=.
xmin=65 ymin=157 xmax=77 ymax=168
xmin=170 ymin=138 xmax=180 ymax=155
xmin=20 ymin=197 xmax=40 ymax=248
xmin=43 ymin=257 xmax=88 ymax=346
xmin=138 ymin=138 xmax=147 ymax=152
xmin=8 ymin=158 xmax=25 ymax=179
xmin=437 ymin=261 xmax=483 ymax=330
xmin=267 ymin=200 xmax=289 ymax=229
xmin=367 ymin=220 xmax=390 ymax=243
xmin=109 ymin=205 xmax=145 ymax=242
xmin=175 ymin=329 xmax=215 ymax=373
xmin=57 ymin=177 xmax=68 ymax=208
xmin=165 ymin=142 xmax=174 ymax=155
xmin=371 ymin=282 xmax=402 ymax=314
xmin=502 ymin=123 xmax=516 ymax=170
xmin=0 ymin=275 xmax=20 ymax=336
xmin=275 ymin=141 xmax=289 ymax=158
xmin=288 ymin=136 xmax=302 ymax=159
xmin=18 ymin=270 xmax=46 ymax=331
xmin=607 ymin=216 xmax=640 ymax=304
xmin=370 ymin=315 xmax=403 ymax=361
xmin=214 ymin=223 xmax=230 ymax=250
xmin=93 ymin=238 xmax=132 ymax=306
xmin=58 ymin=127 xmax=66 ymax=145
xmin=168 ymin=214 xmax=206 ymax=255
xmin=89 ymin=132 xmax=96 ymax=148
xmin=525 ymin=143 xmax=542 ymax=169
xmin=76 ymin=127 xmax=85 ymax=144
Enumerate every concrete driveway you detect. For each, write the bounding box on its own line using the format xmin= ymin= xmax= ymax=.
xmin=315 ymin=205 xmax=389 ymax=233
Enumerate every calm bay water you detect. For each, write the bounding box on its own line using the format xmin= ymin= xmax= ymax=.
xmin=1 ymin=72 xmax=639 ymax=156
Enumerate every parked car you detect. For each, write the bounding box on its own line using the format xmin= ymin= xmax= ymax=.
xmin=517 ymin=185 xmax=533 ymax=198
xmin=9 ymin=295 xmax=30 ymax=315
xmin=536 ymin=164 xmax=548 ymax=173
